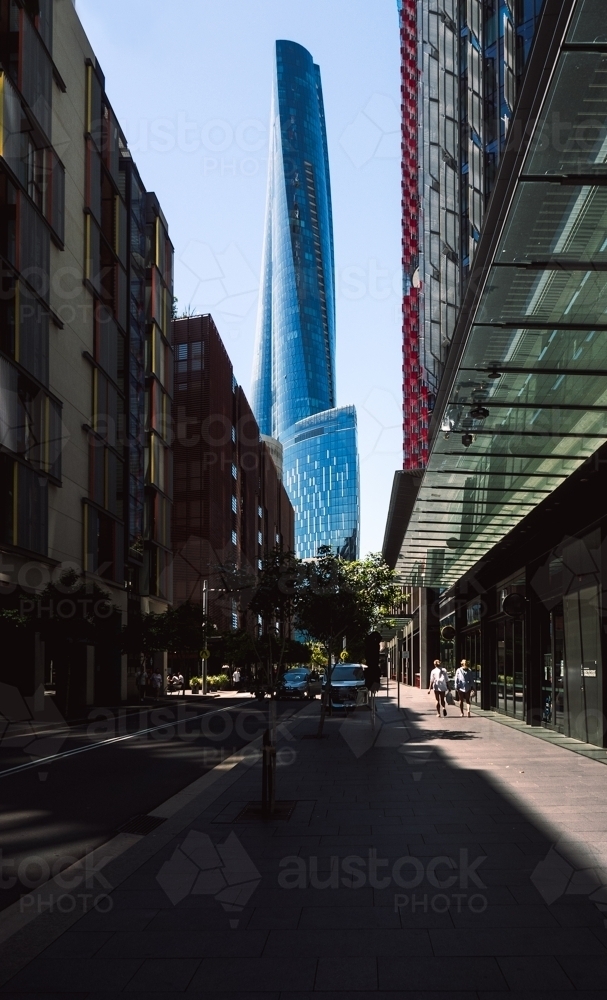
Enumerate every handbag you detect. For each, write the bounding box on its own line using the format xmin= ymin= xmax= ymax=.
xmin=445 ymin=690 xmax=455 ymax=706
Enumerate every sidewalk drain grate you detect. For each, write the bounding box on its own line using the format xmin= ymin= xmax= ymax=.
xmin=236 ymin=800 xmax=297 ymax=822
xmin=119 ymin=814 xmax=166 ymax=836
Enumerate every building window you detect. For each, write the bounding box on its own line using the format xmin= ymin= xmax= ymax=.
xmin=0 ymin=456 xmax=48 ymax=555
xmin=175 ymin=342 xmax=187 ymax=373
xmin=231 ymin=495 xmax=238 ymax=514
xmin=258 ymin=505 xmax=263 ymax=518
xmin=231 ymin=529 xmax=237 ymax=545
xmin=504 ymin=16 xmax=516 ymax=111
xmin=258 ymin=530 xmax=263 ymax=545
xmin=190 ymin=341 xmax=202 ymax=371
xmin=85 ymin=503 xmax=123 ymax=583
xmin=231 ymin=463 xmax=238 ymax=480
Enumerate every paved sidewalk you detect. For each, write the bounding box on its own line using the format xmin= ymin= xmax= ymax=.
xmin=2 ymin=686 xmax=607 ymax=997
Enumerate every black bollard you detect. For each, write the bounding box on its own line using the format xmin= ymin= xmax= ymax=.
xmin=261 ymin=728 xmax=276 ymax=817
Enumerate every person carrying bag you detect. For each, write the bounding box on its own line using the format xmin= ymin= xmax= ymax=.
xmin=454 ymin=659 xmax=474 ymax=718
xmin=428 ymin=659 xmax=450 ymax=717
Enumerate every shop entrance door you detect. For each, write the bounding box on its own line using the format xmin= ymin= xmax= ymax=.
xmin=563 ymin=586 xmax=603 ymax=745
xmin=495 ymin=618 xmax=525 ymax=718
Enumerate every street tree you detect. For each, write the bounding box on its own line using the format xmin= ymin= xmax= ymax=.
xmin=294 ymin=548 xmax=399 ymax=731
xmin=248 ymin=550 xmax=304 ymax=680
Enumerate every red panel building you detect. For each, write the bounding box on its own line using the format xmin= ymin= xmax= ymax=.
xmin=171 ymin=314 xmax=294 ymax=632
xmin=399 ymin=0 xmax=427 ymax=471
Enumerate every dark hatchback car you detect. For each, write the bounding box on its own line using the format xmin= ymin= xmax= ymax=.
xmin=276 ymin=667 xmax=322 ymax=700
xmin=324 ymin=664 xmax=369 ymax=710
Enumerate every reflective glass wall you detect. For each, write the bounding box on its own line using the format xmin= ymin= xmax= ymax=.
xmin=251 ymin=41 xmax=359 ymax=558
xmin=282 ymin=407 xmax=359 ymax=560
xmin=251 ymin=40 xmax=336 ymax=439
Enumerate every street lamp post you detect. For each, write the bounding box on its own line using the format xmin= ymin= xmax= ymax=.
xmin=202 ymin=580 xmax=208 ymax=696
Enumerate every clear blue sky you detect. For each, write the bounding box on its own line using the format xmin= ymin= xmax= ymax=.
xmin=75 ymin=0 xmax=402 ymax=557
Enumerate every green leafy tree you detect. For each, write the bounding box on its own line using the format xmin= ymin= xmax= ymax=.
xmin=216 ymin=628 xmax=258 ymax=668
xmin=157 ymin=602 xmax=215 ymax=657
xmin=309 ymin=641 xmax=328 ymax=669
xmin=120 ymin=601 xmax=216 ymax=686
xmin=248 ymin=550 xmax=304 ymax=679
xmin=294 ymin=548 xmax=398 ymax=728
xmin=120 ymin=610 xmax=168 ymax=661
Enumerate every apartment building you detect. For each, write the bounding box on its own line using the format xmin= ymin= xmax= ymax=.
xmin=0 ymin=0 xmax=173 ymax=707
xmin=172 ymin=313 xmax=294 ymax=633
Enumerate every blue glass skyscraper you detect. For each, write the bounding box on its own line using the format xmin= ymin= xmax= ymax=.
xmin=252 ymin=40 xmax=359 ymax=560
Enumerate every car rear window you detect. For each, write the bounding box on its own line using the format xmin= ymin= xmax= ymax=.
xmin=331 ymin=666 xmax=365 ymax=681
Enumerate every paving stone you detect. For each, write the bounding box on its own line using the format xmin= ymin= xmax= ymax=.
xmin=497 ymin=956 xmax=575 ymax=990
xmin=186 ymin=957 xmax=317 ymax=992
xmin=262 ymin=927 xmax=432 ymax=957
xmin=314 ymin=956 xmax=377 ymax=991
xmin=557 ymin=955 xmax=607 ymax=990
xmin=95 ymin=929 xmax=267 ymax=959
xmin=40 ymin=932 xmax=113 ymax=958
xmin=1 ymin=959 xmax=143 ymax=993
xmin=77 ymin=908 xmax=159 ymax=933
xmin=124 ymin=958 xmax=200 ymax=992
xmin=378 ymin=956 xmax=507 ymax=991
xmin=299 ymin=905 xmax=400 ymax=929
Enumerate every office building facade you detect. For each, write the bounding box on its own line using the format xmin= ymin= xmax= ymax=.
xmin=251 ymin=39 xmax=359 ymax=559
xmin=172 ymin=314 xmax=294 ymax=632
xmin=400 ymin=0 xmax=544 ymax=469
xmin=387 ymin=0 xmax=607 ymax=747
xmin=0 ymin=0 xmax=173 ymax=706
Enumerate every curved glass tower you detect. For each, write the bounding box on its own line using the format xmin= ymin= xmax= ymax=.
xmin=252 ymin=40 xmax=359 ymax=559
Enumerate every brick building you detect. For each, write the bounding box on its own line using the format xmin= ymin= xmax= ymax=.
xmin=172 ymin=314 xmax=294 ymax=633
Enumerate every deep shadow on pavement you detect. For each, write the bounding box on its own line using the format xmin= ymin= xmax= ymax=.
xmin=0 ymin=685 xmax=606 ymax=996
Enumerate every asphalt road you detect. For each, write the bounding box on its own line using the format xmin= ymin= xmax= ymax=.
xmin=0 ymin=696 xmax=299 ymax=912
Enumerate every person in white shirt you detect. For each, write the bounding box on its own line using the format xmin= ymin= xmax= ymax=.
xmin=232 ymin=667 xmax=241 ymax=690
xmin=151 ymin=670 xmax=163 ymax=700
xmin=428 ymin=659 xmax=449 ymax=717
xmin=454 ymin=659 xmax=474 ymax=717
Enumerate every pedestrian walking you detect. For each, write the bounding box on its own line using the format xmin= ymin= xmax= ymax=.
xmin=232 ymin=667 xmax=241 ymax=691
xmin=135 ymin=665 xmax=146 ymax=704
xmin=454 ymin=659 xmax=474 ymax=717
xmin=144 ymin=667 xmax=153 ymax=699
xmin=151 ymin=670 xmax=163 ymax=700
xmin=428 ymin=659 xmax=450 ymax=717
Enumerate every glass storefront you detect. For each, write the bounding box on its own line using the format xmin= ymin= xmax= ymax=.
xmin=495 ymin=618 xmax=524 ymax=718
xmin=440 ymin=612 xmax=455 ymax=677
xmin=563 ymin=585 xmax=603 ymax=744
xmin=542 ymin=605 xmax=565 ymax=731
xmin=490 ymin=574 xmax=525 ymax=718
xmin=463 ymin=628 xmax=482 ymax=700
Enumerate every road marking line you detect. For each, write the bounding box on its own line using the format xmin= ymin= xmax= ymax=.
xmin=0 ymin=704 xmax=248 ymax=779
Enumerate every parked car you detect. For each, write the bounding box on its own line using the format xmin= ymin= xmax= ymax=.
xmin=275 ymin=667 xmax=322 ymax=700
xmin=324 ymin=664 xmax=369 ymax=710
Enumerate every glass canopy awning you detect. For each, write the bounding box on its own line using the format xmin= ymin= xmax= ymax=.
xmin=396 ymin=0 xmax=607 ymax=588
